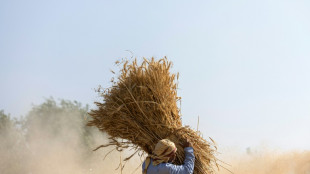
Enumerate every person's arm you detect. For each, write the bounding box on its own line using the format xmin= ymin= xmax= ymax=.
xmin=165 ymin=141 xmax=195 ymax=174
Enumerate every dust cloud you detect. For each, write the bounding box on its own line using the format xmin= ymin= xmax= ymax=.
xmin=1 ymin=102 xmax=309 ymax=174
xmin=0 ymin=127 xmax=142 ymax=174
xmin=217 ymin=147 xmax=310 ymax=174
xmin=0 ymin=100 xmax=142 ymax=174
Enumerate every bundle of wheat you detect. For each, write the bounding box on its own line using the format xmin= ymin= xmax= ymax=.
xmin=88 ymin=57 xmax=218 ymax=174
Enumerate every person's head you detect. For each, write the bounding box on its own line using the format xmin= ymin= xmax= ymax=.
xmin=143 ymin=139 xmax=177 ymax=174
xmin=153 ymin=139 xmax=177 ymax=163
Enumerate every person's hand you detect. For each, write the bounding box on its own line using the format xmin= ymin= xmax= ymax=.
xmin=182 ymin=139 xmax=192 ymax=148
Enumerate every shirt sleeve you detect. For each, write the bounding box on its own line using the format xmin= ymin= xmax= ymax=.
xmin=165 ymin=147 xmax=195 ymax=174
xmin=142 ymin=161 xmax=145 ymax=172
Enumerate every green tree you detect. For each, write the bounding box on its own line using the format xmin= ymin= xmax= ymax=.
xmin=0 ymin=110 xmax=21 ymax=148
xmin=0 ymin=110 xmax=14 ymax=133
xmin=1 ymin=98 xmax=102 ymax=174
xmin=0 ymin=110 xmax=28 ymax=174
xmin=23 ymin=97 xmax=96 ymax=151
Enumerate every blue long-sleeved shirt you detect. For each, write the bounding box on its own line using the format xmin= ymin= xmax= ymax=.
xmin=142 ymin=147 xmax=195 ymax=174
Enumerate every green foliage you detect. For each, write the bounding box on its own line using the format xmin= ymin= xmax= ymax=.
xmin=0 ymin=110 xmax=14 ymax=147
xmin=0 ymin=98 xmax=101 ymax=173
xmin=1 ymin=98 xmax=97 ymax=153
xmin=0 ymin=110 xmax=13 ymax=132
xmin=0 ymin=110 xmax=28 ymax=174
xmin=23 ymin=97 xmax=95 ymax=148
xmin=0 ymin=110 xmax=19 ymax=137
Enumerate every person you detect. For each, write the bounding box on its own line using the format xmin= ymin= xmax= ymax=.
xmin=142 ymin=139 xmax=195 ymax=174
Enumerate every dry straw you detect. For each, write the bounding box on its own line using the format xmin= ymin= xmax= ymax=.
xmin=88 ymin=57 xmax=218 ymax=174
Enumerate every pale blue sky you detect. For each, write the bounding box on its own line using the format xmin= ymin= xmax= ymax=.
xmin=1 ymin=0 xmax=310 ymax=151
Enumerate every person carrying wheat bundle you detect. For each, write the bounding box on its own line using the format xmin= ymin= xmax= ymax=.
xmin=88 ymin=58 xmax=218 ymax=174
xmin=142 ymin=139 xmax=195 ymax=174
